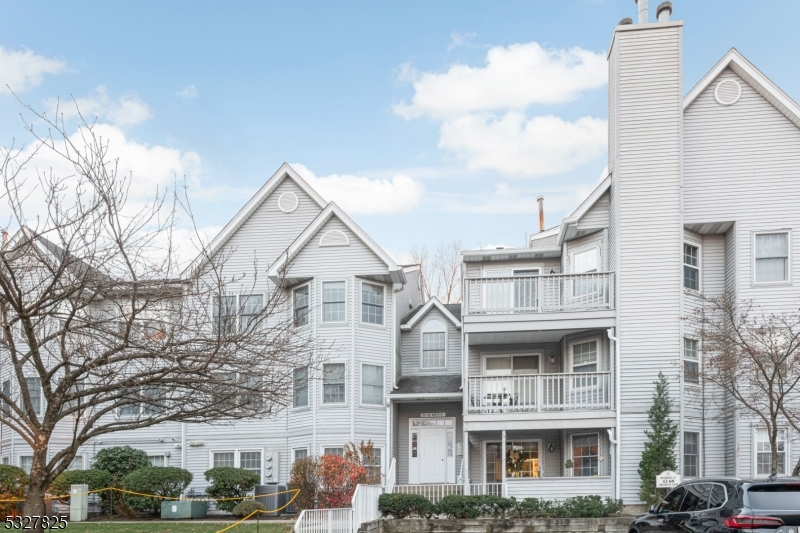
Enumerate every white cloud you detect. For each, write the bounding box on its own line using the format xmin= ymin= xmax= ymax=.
xmin=394 ymin=42 xmax=606 ymax=120
xmin=47 ymin=86 xmax=152 ymax=126
xmin=448 ymin=31 xmax=477 ymax=51
xmin=292 ymin=163 xmax=424 ymax=215
xmin=438 ymin=113 xmax=606 ymax=177
xmin=177 ymin=85 xmax=198 ymax=100
xmin=0 ymin=46 xmax=67 ymax=93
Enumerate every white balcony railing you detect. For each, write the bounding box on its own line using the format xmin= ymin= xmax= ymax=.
xmin=467 ymin=372 xmax=611 ymax=413
xmin=465 ymin=273 xmax=614 ymax=315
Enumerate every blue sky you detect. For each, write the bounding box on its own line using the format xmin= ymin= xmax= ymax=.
xmin=1 ymin=1 xmax=799 ymax=262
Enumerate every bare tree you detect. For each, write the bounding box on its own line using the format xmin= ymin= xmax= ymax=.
xmin=409 ymin=240 xmax=461 ymax=304
xmin=0 ymin=99 xmax=321 ymax=520
xmin=691 ymin=291 xmax=800 ymax=476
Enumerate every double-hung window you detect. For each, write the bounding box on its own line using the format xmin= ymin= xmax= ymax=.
xmin=211 ymin=451 xmax=262 ymax=480
xmin=212 ymin=452 xmax=235 ymax=468
xmin=322 ymin=282 xmax=346 ymax=323
xmin=684 ymin=431 xmax=700 ymax=477
xmin=361 ymin=364 xmax=384 ymax=405
xmin=755 ymin=428 xmax=786 ymax=476
xmin=20 ymin=456 xmax=32 ymax=474
xmin=149 ymin=455 xmax=166 ymax=467
xmin=361 ymin=283 xmax=384 ymax=325
xmin=24 ymin=377 xmax=42 ymax=416
xmin=293 ymin=367 xmax=309 ymax=408
xmin=683 ymin=338 xmax=700 ymax=384
xmin=363 ymin=447 xmax=382 ymax=482
xmin=755 ymin=232 xmax=789 ymax=283
xmin=421 ymin=319 xmax=446 ymax=369
xmin=293 ymin=448 xmax=308 ymax=463
xmin=239 ymin=451 xmax=262 ymax=478
xmin=323 ymin=447 xmax=344 ymax=457
xmin=239 ymin=295 xmax=263 ymax=332
xmin=684 ymin=244 xmax=700 ymax=290
xmin=571 ymin=341 xmax=598 ymax=373
xmin=323 ymin=363 xmax=346 ymax=404
xmin=572 ymin=248 xmax=599 ymax=297
xmin=572 ymin=434 xmax=599 ymax=477
xmin=213 ymin=296 xmax=237 ymax=335
xmin=293 ymin=285 xmax=310 ymax=327
xmin=142 ymin=387 xmax=166 ymax=415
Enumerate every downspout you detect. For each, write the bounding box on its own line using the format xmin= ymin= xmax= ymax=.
xmin=389 ymin=282 xmax=404 ymax=470
xmin=181 ymin=423 xmax=187 ymax=470
xmin=607 ymin=328 xmax=621 ymax=500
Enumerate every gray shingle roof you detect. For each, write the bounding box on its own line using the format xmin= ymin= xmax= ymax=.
xmin=391 ymin=375 xmax=462 ymax=395
xmin=400 ymin=302 xmax=461 ymax=325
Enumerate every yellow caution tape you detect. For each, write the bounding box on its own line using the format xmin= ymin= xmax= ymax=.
xmin=215 ymin=488 xmax=300 ymax=533
xmin=1 ymin=487 xmax=299 ymax=505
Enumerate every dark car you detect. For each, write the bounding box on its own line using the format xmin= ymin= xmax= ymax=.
xmin=630 ymin=477 xmax=800 ymax=533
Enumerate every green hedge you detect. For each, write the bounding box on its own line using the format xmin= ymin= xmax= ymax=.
xmin=378 ymin=493 xmax=624 ymax=520
xmin=232 ymin=500 xmax=266 ymax=518
xmin=204 ymin=467 xmax=260 ymax=513
xmin=122 ymin=467 xmax=192 ymax=515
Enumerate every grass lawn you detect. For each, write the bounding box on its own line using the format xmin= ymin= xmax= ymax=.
xmin=63 ymin=522 xmax=291 ymax=533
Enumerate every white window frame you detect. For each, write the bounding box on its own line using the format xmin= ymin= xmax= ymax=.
xmin=420 ymin=318 xmax=447 ymax=370
xmin=683 ymin=431 xmax=700 ymax=478
xmin=321 ymin=362 xmax=347 ymax=405
xmin=320 ymin=280 xmax=348 ymax=324
xmin=483 ymin=439 xmax=544 ymax=480
xmin=208 ymin=449 xmax=263 ymax=483
xmin=1 ymin=457 xmax=9 ymax=465
xmin=148 ymin=454 xmax=166 ymax=467
xmin=360 ymin=363 xmax=385 ymax=407
xmin=23 ymin=376 xmax=43 ymax=416
xmin=753 ymin=230 xmax=792 ymax=285
xmin=569 ymin=432 xmax=600 ymax=477
xmin=483 ymin=353 xmax=542 ymax=376
xmin=211 ymin=293 xmax=267 ymax=334
xmin=683 ymin=337 xmax=700 ymax=385
xmin=570 ymin=246 xmax=599 ymax=275
xmin=360 ymin=281 xmax=386 ymax=327
xmin=321 ymin=445 xmax=345 ymax=457
xmin=292 ymin=366 xmax=310 ymax=410
xmin=568 ymin=338 xmax=600 ymax=373
xmin=753 ymin=427 xmax=788 ymax=478
xmin=292 ymin=283 xmax=311 ymax=329
xmin=292 ymin=447 xmax=309 ymax=463
xmin=19 ymin=455 xmax=33 ymax=474
xmin=683 ymin=242 xmax=702 ymax=291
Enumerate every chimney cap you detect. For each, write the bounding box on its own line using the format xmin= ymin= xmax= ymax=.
xmin=618 ymin=17 xmax=633 ymax=25
xmin=656 ymin=1 xmax=672 ymax=16
xmin=536 ymin=196 xmax=544 ymax=202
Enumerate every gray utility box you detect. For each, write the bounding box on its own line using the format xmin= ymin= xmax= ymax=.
xmin=69 ymin=484 xmax=88 ymax=522
xmin=255 ymin=483 xmax=288 ymax=517
xmin=160 ymin=500 xmax=208 ymax=519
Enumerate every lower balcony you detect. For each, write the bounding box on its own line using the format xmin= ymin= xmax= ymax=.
xmin=467 ymin=372 xmax=611 ymax=414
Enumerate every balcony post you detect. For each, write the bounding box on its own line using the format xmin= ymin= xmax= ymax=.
xmin=537 ymin=276 xmax=543 ymax=312
xmin=536 ymin=375 xmax=543 ymax=412
xmin=463 ymin=431 xmax=470 ymax=495
xmin=501 ymin=430 xmax=507 ymax=492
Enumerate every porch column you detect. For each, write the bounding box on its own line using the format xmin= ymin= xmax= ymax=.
xmin=462 ymin=431 xmax=470 ymax=494
xmin=501 ymin=430 xmax=507 ymax=496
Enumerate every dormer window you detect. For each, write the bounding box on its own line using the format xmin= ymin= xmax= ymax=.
xmin=421 ymin=318 xmax=446 ymax=369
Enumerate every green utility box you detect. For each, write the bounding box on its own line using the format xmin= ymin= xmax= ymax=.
xmin=160 ymin=500 xmax=208 ymax=519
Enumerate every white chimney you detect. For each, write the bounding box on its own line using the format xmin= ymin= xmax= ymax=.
xmin=656 ymin=1 xmax=672 ymax=22
xmin=636 ymin=0 xmax=649 ymax=24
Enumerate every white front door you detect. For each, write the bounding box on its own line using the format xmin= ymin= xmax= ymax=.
xmin=419 ymin=427 xmax=447 ymax=483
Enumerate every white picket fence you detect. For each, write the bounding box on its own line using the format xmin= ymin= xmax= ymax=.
xmin=294 ymin=483 xmax=384 ymax=533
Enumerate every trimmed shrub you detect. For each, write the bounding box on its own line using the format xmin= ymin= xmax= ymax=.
xmin=122 ymin=467 xmax=192 ymax=515
xmin=232 ymin=500 xmax=266 ymax=518
xmin=204 ymin=467 xmax=260 ymax=513
xmin=514 ymin=497 xmax=557 ymax=518
xmin=92 ymin=446 xmax=150 ymax=485
xmin=48 ymin=469 xmax=112 ymax=506
xmin=316 ymin=454 xmax=366 ymax=509
xmin=0 ymin=465 xmax=27 ymax=517
xmin=377 ymin=493 xmax=435 ymax=519
xmin=437 ymin=495 xmax=483 ymax=519
xmin=477 ymin=495 xmax=516 ymax=519
xmin=289 ymin=457 xmax=318 ymax=512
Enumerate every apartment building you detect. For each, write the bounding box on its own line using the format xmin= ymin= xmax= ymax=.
xmin=3 ymin=1 xmax=800 ymax=506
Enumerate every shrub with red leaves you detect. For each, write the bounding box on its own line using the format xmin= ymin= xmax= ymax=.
xmin=316 ymin=454 xmax=367 ymax=509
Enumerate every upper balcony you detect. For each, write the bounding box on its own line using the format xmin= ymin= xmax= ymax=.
xmin=463 ymin=273 xmax=616 ymax=335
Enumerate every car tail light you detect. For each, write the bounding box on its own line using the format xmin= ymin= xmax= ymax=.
xmin=723 ymin=515 xmax=785 ymax=529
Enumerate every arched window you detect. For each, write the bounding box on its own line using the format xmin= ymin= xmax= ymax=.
xmin=421 ymin=318 xmax=446 ymax=369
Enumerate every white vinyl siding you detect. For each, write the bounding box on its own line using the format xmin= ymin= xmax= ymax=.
xmin=322 ymin=281 xmax=346 ymax=323
xmin=361 ymin=283 xmax=384 ymax=325
xmin=684 ymin=244 xmax=700 ymax=290
xmin=754 ymin=232 xmax=790 ymax=283
xmin=361 ymin=364 xmax=384 ymax=406
xmin=322 ymin=363 xmax=346 ymax=404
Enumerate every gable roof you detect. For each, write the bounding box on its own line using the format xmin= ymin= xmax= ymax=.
xmin=557 ymin=173 xmax=611 ymax=245
xmin=183 ymin=163 xmax=327 ymax=276
xmin=267 ymin=202 xmax=405 ymax=286
xmin=684 ymin=48 xmax=800 ymax=128
xmin=400 ymin=297 xmax=461 ymax=330
xmin=389 ymin=375 xmax=462 ymax=397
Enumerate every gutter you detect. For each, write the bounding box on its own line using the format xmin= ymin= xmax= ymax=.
xmin=388 ymin=393 xmax=463 ymax=400
xmin=607 ymin=328 xmax=621 ymax=500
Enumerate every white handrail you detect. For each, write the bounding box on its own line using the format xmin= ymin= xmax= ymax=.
xmin=351 ymin=484 xmax=383 ymax=533
xmin=295 ymin=508 xmax=354 ymax=533
xmin=385 ymin=457 xmax=396 ymax=492
xmin=467 ymin=372 xmax=611 ymax=413
xmin=466 ymin=272 xmax=614 ymax=315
